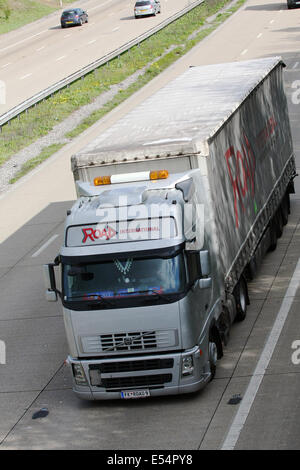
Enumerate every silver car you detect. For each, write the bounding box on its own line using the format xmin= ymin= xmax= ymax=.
xmin=134 ymin=0 xmax=161 ymax=18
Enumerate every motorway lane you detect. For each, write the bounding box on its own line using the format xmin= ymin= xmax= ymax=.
xmin=0 ymin=0 xmax=300 ymax=450
xmin=0 ymin=0 xmax=183 ymax=114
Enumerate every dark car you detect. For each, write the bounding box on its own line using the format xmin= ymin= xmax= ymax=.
xmin=61 ymin=8 xmax=88 ymax=28
xmin=134 ymin=0 xmax=161 ymax=18
xmin=287 ymin=0 xmax=300 ymax=7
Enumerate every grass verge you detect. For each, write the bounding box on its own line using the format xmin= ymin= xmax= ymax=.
xmin=9 ymin=143 xmax=64 ymax=183
xmin=0 ymin=0 xmax=74 ymax=35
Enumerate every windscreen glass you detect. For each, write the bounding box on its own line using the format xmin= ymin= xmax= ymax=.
xmin=63 ymin=252 xmax=186 ymax=303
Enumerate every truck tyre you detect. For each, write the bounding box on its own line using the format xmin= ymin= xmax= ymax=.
xmin=234 ymin=277 xmax=248 ymax=322
xmin=281 ymin=193 xmax=289 ymax=225
xmin=245 ymin=256 xmax=256 ymax=281
xmin=269 ymin=218 xmax=277 ymax=252
xmin=286 ymin=191 xmax=291 ymax=214
xmin=208 ymin=332 xmax=218 ymax=381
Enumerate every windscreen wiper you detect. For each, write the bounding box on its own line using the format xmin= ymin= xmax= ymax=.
xmin=65 ymin=294 xmax=115 ymax=307
xmin=127 ymin=289 xmax=173 ymax=303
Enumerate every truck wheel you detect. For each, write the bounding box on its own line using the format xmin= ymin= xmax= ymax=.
xmin=281 ymin=193 xmax=289 ymax=225
xmin=245 ymin=256 xmax=256 ymax=281
xmin=234 ymin=277 xmax=248 ymax=322
xmin=269 ymin=218 xmax=277 ymax=252
xmin=208 ymin=333 xmax=218 ymax=380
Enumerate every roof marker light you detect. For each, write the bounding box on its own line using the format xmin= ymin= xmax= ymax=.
xmin=94 ymin=170 xmax=169 ymax=186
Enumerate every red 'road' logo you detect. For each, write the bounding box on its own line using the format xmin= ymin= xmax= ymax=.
xmin=82 ymin=225 xmax=117 ymax=243
xmin=225 ymin=133 xmax=256 ymax=228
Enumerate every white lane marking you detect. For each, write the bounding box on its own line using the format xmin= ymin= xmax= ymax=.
xmin=112 ymin=27 xmax=120 ymax=32
xmin=0 ymin=29 xmax=49 ymax=53
xmin=257 ymin=33 xmax=262 ymax=39
xmin=241 ymin=49 xmax=248 ymax=55
xmin=292 ymin=62 xmax=299 ymax=69
xmin=36 ymin=46 xmax=45 ymax=51
xmin=56 ymin=55 xmax=66 ymax=61
xmin=88 ymin=39 xmax=96 ymax=44
xmin=20 ymin=73 xmax=32 ymax=80
xmin=1 ymin=62 xmax=11 ymax=68
xmin=32 ymin=234 xmax=59 ymax=258
xmin=222 ymin=257 xmax=300 ymax=450
xmin=63 ymin=34 xmax=71 ymax=38
xmin=270 ymin=19 xmax=274 ymax=24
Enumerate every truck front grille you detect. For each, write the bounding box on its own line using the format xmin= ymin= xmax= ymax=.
xmin=90 ymin=358 xmax=174 ymax=374
xmin=101 ymin=374 xmax=172 ymax=389
xmin=81 ymin=329 xmax=178 ymax=353
xmin=101 ymin=331 xmax=156 ymax=351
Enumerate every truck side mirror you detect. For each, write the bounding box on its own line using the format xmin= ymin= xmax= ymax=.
xmin=43 ymin=264 xmax=60 ymax=302
xmin=199 ymin=250 xmax=210 ymax=276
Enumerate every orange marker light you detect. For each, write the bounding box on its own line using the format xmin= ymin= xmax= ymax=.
xmin=94 ymin=176 xmax=111 ymax=186
xmin=150 ymin=170 xmax=169 ymax=180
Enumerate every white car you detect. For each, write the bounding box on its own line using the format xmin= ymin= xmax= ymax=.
xmin=134 ymin=0 xmax=161 ymax=18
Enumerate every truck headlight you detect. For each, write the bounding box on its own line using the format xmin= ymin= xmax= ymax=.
xmin=181 ymin=355 xmax=194 ymax=376
xmin=72 ymin=363 xmax=88 ymax=385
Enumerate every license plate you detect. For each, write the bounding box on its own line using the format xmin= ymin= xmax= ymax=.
xmin=121 ymin=389 xmax=150 ymax=399
xmin=66 ymin=21 xmax=73 ymax=24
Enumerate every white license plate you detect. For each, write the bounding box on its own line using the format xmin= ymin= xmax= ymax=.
xmin=121 ymin=389 xmax=150 ymax=399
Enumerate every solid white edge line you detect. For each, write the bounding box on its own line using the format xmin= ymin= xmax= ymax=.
xmin=32 ymin=234 xmax=59 ymax=258
xmin=221 ymin=257 xmax=300 ymax=450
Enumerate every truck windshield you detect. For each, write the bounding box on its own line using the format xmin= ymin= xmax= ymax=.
xmin=62 ymin=251 xmax=187 ymax=309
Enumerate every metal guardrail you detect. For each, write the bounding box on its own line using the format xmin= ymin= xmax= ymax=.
xmin=0 ymin=0 xmax=204 ymax=129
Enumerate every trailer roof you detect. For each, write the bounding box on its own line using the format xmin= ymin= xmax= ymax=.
xmin=73 ymin=56 xmax=283 ymax=167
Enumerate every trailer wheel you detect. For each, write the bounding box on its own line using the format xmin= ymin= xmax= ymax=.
xmin=234 ymin=277 xmax=248 ymax=322
xmin=281 ymin=193 xmax=289 ymax=226
xmin=275 ymin=207 xmax=284 ymax=238
xmin=245 ymin=256 xmax=256 ymax=281
xmin=286 ymin=191 xmax=291 ymax=214
xmin=269 ymin=218 xmax=278 ymax=252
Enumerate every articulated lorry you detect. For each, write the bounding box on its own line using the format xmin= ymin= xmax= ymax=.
xmin=44 ymin=57 xmax=296 ymax=400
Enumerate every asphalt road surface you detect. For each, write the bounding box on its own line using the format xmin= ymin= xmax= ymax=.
xmin=0 ymin=0 xmax=300 ymax=450
xmin=0 ymin=0 xmax=188 ymax=114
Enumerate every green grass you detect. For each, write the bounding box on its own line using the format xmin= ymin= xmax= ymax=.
xmin=9 ymin=143 xmax=64 ymax=183
xmin=0 ymin=0 xmax=74 ymax=35
xmin=2 ymin=0 xmax=246 ymax=181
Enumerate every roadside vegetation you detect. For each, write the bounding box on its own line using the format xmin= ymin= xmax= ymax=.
xmin=1 ymin=0 xmax=246 ymax=184
xmin=0 ymin=0 xmax=73 ymax=34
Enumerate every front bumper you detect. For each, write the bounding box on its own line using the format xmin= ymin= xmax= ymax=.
xmin=68 ymin=346 xmax=211 ymax=400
